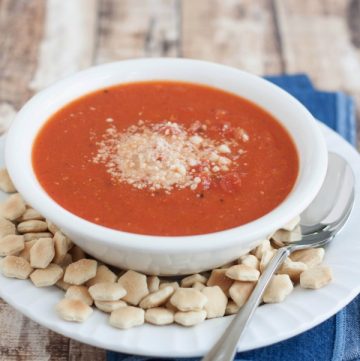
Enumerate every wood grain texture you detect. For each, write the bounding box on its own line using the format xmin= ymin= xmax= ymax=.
xmin=274 ymin=0 xmax=360 ymax=144
xmin=0 ymin=0 xmax=45 ymax=109
xmin=67 ymin=339 xmax=105 ymax=361
xmin=274 ymin=0 xmax=360 ymax=90
xmin=0 ymin=295 xmax=106 ymax=361
xmin=182 ymin=0 xmax=284 ymax=74
xmin=30 ymin=0 xmax=98 ymax=91
xmin=95 ymin=0 xmax=180 ymax=63
xmin=347 ymin=0 xmax=360 ymax=48
xmin=0 ymin=299 xmax=69 ymax=361
xmin=0 ymin=103 xmax=16 ymax=134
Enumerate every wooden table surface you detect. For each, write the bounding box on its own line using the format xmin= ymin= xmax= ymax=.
xmin=1 ymin=0 xmax=359 ymax=360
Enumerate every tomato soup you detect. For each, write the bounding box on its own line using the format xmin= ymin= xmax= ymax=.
xmin=32 ymin=81 xmax=299 ymax=236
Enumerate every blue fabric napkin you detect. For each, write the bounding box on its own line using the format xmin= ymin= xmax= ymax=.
xmin=107 ymin=74 xmax=358 ymax=361
xmin=265 ymin=75 xmax=356 ymax=145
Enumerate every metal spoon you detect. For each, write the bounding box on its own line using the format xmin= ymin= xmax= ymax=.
xmin=202 ymin=152 xmax=355 ymax=361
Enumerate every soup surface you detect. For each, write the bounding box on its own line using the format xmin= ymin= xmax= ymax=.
xmin=32 ymin=81 xmax=299 ymax=236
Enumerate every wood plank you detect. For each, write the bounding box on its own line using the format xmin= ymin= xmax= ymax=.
xmin=347 ymin=0 xmax=360 ymax=48
xmin=274 ymin=0 xmax=360 ymax=145
xmin=182 ymin=0 xmax=284 ymax=74
xmin=68 ymin=340 xmax=105 ymax=361
xmin=274 ymin=0 xmax=360 ymax=89
xmin=30 ymin=0 xmax=98 ymax=92
xmin=0 ymin=102 xmax=16 ymax=134
xmin=0 ymin=0 xmax=45 ymax=109
xmin=0 ymin=299 xmax=69 ymax=361
xmin=95 ymin=0 xmax=181 ymax=63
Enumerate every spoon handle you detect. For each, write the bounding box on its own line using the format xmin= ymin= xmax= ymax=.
xmin=202 ymin=247 xmax=291 ymax=361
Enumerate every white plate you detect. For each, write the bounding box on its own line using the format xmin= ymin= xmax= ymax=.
xmin=0 ymin=123 xmax=359 ymax=357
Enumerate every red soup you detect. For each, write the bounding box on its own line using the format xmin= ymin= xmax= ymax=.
xmin=32 ymin=81 xmax=299 ymax=236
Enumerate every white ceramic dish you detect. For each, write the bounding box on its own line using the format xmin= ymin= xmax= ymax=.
xmin=0 ymin=124 xmax=359 ymax=357
xmin=5 ymin=59 xmax=328 ymax=275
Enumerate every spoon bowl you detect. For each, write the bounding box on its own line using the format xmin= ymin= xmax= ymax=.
xmin=301 ymin=152 xmax=355 ymax=235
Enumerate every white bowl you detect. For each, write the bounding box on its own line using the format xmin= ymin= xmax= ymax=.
xmin=5 ymin=59 xmax=328 ymax=275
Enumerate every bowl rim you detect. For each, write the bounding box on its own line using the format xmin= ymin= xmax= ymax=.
xmin=5 ymin=58 xmax=328 ymax=253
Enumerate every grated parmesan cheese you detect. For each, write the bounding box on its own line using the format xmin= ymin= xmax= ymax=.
xmin=93 ymin=120 xmax=246 ymax=192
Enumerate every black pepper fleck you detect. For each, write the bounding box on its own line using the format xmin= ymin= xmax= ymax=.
xmin=220 ymin=198 xmax=224 ymax=203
